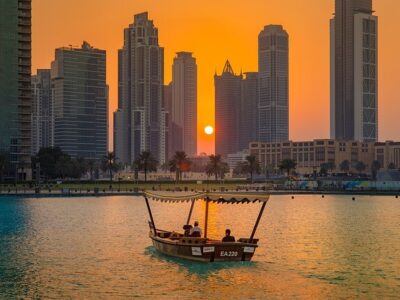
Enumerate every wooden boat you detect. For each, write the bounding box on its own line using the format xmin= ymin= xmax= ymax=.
xmin=144 ymin=191 xmax=269 ymax=262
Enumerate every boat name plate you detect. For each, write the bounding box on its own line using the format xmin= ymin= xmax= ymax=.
xmin=244 ymin=247 xmax=255 ymax=253
xmin=203 ymin=246 xmax=215 ymax=253
xmin=220 ymin=251 xmax=238 ymax=257
xmin=191 ymin=247 xmax=202 ymax=256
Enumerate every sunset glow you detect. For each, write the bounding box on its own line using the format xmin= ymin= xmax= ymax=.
xmin=31 ymin=0 xmax=400 ymax=154
xmin=204 ymin=125 xmax=214 ymax=136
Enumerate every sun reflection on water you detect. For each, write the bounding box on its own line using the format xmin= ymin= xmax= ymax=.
xmin=1 ymin=195 xmax=399 ymax=298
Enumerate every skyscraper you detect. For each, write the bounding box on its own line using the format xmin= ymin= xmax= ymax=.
xmin=240 ymin=72 xmax=259 ymax=151
xmin=171 ymin=52 xmax=197 ymax=157
xmin=163 ymin=83 xmax=173 ymax=160
xmin=114 ymin=12 xmax=165 ymax=165
xmin=51 ymin=42 xmax=108 ymax=159
xmin=32 ymin=69 xmax=54 ymax=154
xmin=330 ymin=0 xmax=378 ymax=142
xmin=215 ymin=60 xmax=242 ymax=156
xmin=258 ymin=25 xmax=289 ymax=143
xmin=0 ymin=0 xmax=32 ymax=180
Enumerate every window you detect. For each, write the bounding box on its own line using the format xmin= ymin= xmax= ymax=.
xmin=316 ymin=147 xmax=325 ymax=161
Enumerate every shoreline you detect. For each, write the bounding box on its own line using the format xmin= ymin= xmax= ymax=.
xmin=1 ymin=190 xmax=399 ymax=198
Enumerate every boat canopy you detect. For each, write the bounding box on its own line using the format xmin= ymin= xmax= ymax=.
xmin=144 ymin=191 xmax=269 ymax=204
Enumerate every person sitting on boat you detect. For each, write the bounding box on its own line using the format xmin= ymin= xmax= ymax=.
xmin=183 ymin=224 xmax=192 ymax=237
xmin=222 ymin=229 xmax=235 ymax=242
xmin=190 ymin=221 xmax=202 ymax=237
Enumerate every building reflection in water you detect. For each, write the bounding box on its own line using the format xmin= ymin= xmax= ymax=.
xmin=0 ymin=195 xmax=399 ymax=298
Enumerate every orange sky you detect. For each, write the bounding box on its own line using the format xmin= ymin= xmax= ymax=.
xmin=32 ymin=0 xmax=400 ymax=155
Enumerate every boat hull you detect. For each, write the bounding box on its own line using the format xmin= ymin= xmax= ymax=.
xmin=150 ymin=235 xmax=257 ymax=262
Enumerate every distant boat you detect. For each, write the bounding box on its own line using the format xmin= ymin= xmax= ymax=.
xmin=143 ymin=191 xmax=269 ymax=262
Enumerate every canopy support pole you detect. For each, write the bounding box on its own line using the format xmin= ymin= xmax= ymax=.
xmin=186 ymin=199 xmax=195 ymax=225
xmin=145 ymin=197 xmax=157 ymax=236
xmin=204 ymin=198 xmax=209 ymax=239
xmin=249 ymin=201 xmax=267 ymax=243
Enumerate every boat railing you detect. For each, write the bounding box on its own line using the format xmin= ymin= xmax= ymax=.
xmin=237 ymin=238 xmax=259 ymax=244
xmin=179 ymin=237 xmax=208 ymax=245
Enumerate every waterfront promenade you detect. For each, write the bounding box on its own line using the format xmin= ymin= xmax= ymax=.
xmin=1 ymin=184 xmax=399 ymax=197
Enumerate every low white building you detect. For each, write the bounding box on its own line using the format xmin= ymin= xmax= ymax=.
xmin=227 ymin=149 xmax=249 ymax=170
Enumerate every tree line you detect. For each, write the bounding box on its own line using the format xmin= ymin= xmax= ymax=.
xmin=0 ymin=147 xmax=395 ymax=183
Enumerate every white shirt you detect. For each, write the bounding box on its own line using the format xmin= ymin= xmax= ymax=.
xmin=190 ymin=226 xmax=202 ymax=236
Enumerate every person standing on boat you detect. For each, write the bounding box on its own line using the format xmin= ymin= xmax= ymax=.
xmin=190 ymin=221 xmax=202 ymax=237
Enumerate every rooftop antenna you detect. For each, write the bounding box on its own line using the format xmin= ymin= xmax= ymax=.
xmin=223 ymin=60 xmax=235 ymax=75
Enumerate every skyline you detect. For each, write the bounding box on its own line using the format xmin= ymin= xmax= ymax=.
xmin=32 ymin=0 xmax=400 ymax=154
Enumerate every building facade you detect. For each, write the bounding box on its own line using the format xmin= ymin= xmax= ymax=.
xmin=163 ymin=83 xmax=172 ymax=160
xmin=114 ymin=12 xmax=165 ymax=165
xmin=250 ymin=139 xmax=375 ymax=175
xmin=330 ymin=0 xmax=378 ymax=142
xmin=51 ymin=42 xmax=108 ymax=159
xmin=227 ymin=149 xmax=250 ymax=170
xmin=375 ymin=142 xmax=400 ymax=170
xmin=0 ymin=0 xmax=32 ymax=180
xmin=258 ymin=25 xmax=289 ymax=143
xmin=214 ymin=60 xmax=242 ymax=157
xmin=31 ymin=69 xmax=54 ymax=155
xmin=171 ymin=52 xmax=197 ymax=157
xmin=240 ymin=72 xmax=259 ymax=151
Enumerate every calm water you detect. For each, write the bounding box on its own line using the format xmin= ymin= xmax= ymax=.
xmin=0 ymin=195 xmax=399 ymax=299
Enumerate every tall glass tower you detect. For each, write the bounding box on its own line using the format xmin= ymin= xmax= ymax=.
xmin=258 ymin=25 xmax=289 ymax=143
xmin=51 ymin=42 xmax=108 ymax=159
xmin=171 ymin=52 xmax=197 ymax=157
xmin=32 ymin=69 xmax=54 ymax=155
xmin=330 ymin=0 xmax=378 ymax=141
xmin=240 ymin=72 xmax=259 ymax=151
xmin=214 ymin=60 xmax=242 ymax=156
xmin=114 ymin=12 xmax=165 ymax=164
xmin=0 ymin=0 xmax=32 ymax=180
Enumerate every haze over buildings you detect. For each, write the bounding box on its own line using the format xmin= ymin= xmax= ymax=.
xmin=0 ymin=0 xmax=32 ymax=180
xmin=171 ymin=52 xmax=197 ymax=157
xmin=114 ymin=12 xmax=166 ymax=165
xmin=330 ymin=0 xmax=378 ymax=142
xmin=31 ymin=69 xmax=53 ymax=154
xmin=258 ymin=25 xmax=289 ymax=143
xmin=214 ymin=60 xmax=242 ymax=157
xmin=240 ymin=72 xmax=259 ymax=151
xmin=163 ymin=83 xmax=172 ymax=160
xmin=51 ymin=42 xmax=108 ymax=159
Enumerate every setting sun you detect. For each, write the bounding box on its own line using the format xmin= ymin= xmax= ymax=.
xmin=204 ymin=125 xmax=214 ymax=135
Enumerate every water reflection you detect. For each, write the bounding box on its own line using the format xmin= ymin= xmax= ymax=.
xmin=144 ymin=246 xmax=256 ymax=277
xmin=0 ymin=195 xmax=399 ymax=298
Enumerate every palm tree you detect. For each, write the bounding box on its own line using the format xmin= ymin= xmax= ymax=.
xmin=371 ymin=160 xmax=381 ymax=181
xmin=320 ymin=162 xmax=335 ymax=175
xmin=75 ymin=157 xmax=89 ymax=178
xmin=218 ymin=162 xmax=230 ymax=180
xmin=0 ymin=153 xmax=7 ymax=183
xmin=168 ymin=151 xmax=191 ymax=183
xmin=87 ymin=159 xmax=100 ymax=181
xmin=102 ymin=152 xmax=117 ymax=182
xmin=279 ymin=159 xmax=297 ymax=177
xmin=355 ymin=161 xmax=366 ymax=175
xmin=205 ymin=154 xmax=227 ymax=181
xmin=134 ymin=151 xmax=158 ymax=182
xmin=327 ymin=162 xmax=336 ymax=173
xmin=55 ymin=155 xmax=72 ymax=179
xmin=262 ymin=163 xmax=275 ymax=179
xmin=319 ymin=163 xmax=328 ymax=176
xmin=340 ymin=160 xmax=350 ymax=172
xmin=240 ymin=155 xmax=261 ymax=183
